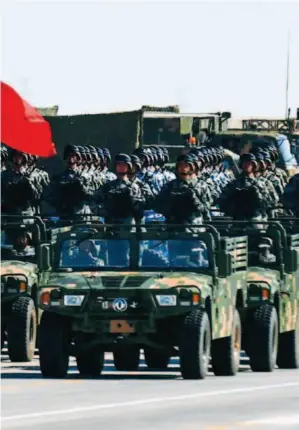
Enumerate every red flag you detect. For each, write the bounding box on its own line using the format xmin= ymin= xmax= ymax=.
xmin=1 ymin=81 xmax=57 ymax=157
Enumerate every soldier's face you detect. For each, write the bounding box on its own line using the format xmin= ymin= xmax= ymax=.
xmin=15 ymin=235 xmax=28 ymax=248
xmin=177 ymin=162 xmax=191 ymax=176
xmin=241 ymin=161 xmax=254 ymax=173
xmin=116 ymin=162 xmax=128 ymax=175
xmin=67 ymin=154 xmax=78 ymax=166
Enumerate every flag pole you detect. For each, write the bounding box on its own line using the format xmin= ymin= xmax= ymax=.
xmin=285 ymin=30 xmax=290 ymax=119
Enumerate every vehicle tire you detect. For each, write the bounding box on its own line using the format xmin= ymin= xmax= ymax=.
xmin=211 ymin=308 xmax=241 ymax=376
xmin=113 ymin=345 xmax=140 ymax=371
xmin=39 ymin=312 xmax=70 ymax=378
xmin=143 ymin=347 xmax=170 ymax=370
xmin=248 ymin=304 xmax=278 ymax=372
xmin=179 ymin=308 xmax=211 ymax=380
xmin=277 ymin=308 xmax=299 ymax=369
xmin=76 ymin=349 xmax=105 ymax=377
xmin=7 ymin=297 xmax=36 ymax=362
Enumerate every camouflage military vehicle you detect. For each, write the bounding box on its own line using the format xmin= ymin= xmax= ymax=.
xmin=37 ymin=222 xmax=249 ymax=379
xmin=210 ymin=219 xmax=299 ymax=371
xmin=1 ymin=215 xmax=49 ymax=361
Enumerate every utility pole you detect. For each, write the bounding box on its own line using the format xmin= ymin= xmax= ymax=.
xmin=285 ymin=30 xmax=290 ymax=119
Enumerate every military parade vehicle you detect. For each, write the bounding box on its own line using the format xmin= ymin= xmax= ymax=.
xmin=1 ymin=215 xmax=49 ymax=361
xmin=37 ymin=222 xmax=249 ymax=379
xmin=210 ymin=218 xmax=299 ymax=371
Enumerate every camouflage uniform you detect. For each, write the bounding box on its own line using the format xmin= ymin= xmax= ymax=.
xmin=217 ymin=174 xmax=270 ymax=220
xmin=154 ymin=177 xmax=206 ymax=225
xmin=1 ymin=167 xmax=42 ymax=216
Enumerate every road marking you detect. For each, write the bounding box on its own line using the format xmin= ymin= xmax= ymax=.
xmin=244 ymin=414 xmax=299 ymax=425
xmin=2 ymin=382 xmax=299 ymax=422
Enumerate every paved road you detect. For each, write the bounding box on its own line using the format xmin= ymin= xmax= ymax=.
xmin=1 ymin=349 xmax=299 ymax=430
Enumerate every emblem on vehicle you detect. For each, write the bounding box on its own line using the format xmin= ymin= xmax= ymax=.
xmin=112 ymin=298 xmax=128 ymax=312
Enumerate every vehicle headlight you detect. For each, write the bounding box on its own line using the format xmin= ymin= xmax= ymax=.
xmin=156 ymin=295 xmax=177 ymax=306
xmin=64 ymin=295 xmax=85 ymax=306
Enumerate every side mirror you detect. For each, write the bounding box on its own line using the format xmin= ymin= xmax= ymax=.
xmin=218 ymin=251 xmax=232 ymax=277
xmin=37 ymin=244 xmax=51 ymax=271
xmin=285 ymin=249 xmax=298 ymax=273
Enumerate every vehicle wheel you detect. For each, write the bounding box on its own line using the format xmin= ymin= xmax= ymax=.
xmin=143 ymin=347 xmax=170 ymax=370
xmin=211 ymin=308 xmax=241 ymax=376
xmin=39 ymin=312 xmax=70 ymax=378
xmin=7 ymin=297 xmax=36 ymax=362
xmin=277 ymin=307 xmax=299 ymax=369
xmin=76 ymin=349 xmax=105 ymax=377
xmin=179 ymin=308 xmax=211 ymax=379
xmin=248 ymin=304 xmax=278 ymax=372
xmin=113 ymin=345 xmax=140 ymax=371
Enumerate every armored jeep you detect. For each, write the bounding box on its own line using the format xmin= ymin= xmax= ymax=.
xmin=1 ymin=215 xmax=49 ymax=361
xmin=210 ymin=219 xmax=299 ymax=371
xmin=38 ymin=222 xmax=249 ymax=379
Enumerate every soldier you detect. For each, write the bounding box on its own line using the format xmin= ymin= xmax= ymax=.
xmin=154 ymin=154 xmax=206 ymax=226
xmin=47 ymin=145 xmax=95 ymax=218
xmin=129 ymin=154 xmax=154 ymax=210
xmin=249 ymin=149 xmax=280 ymax=209
xmin=217 ymin=153 xmax=272 ymax=221
xmin=160 ymin=147 xmax=176 ymax=182
xmin=1 ymin=150 xmax=42 ymax=217
xmin=102 ymin=148 xmax=117 ymax=182
xmin=96 ymin=153 xmax=146 ymax=225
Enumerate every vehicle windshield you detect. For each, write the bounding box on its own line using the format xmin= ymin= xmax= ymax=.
xmin=59 ymin=238 xmax=130 ymax=269
xmin=1 ymin=229 xmax=36 ymax=260
xmin=139 ymin=239 xmax=209 ymax=269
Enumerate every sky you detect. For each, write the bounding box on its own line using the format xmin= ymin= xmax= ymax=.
xmin=2 ymin=0 xmax=299 ymax=117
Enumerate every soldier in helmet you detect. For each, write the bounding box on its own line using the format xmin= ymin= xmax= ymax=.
xmin=154 ymin=154 xmax=206 ymax=226
xmin=96 ymin=153 xmax=146 ymax=225
xmin=1 ymin=150 xmax=42 ymax=217
xmin=217 ymin=153 xmax=273 ymax=221
xmin=47 ymin=144 xmax=95 ymax=218
xmin=102 ymin=148 xmax=117 ymax=182
xmin=129 ymin=154 xmax=154 ymax=210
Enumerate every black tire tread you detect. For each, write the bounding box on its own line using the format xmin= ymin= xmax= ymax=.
xmin=211 ymin=309 xmax=241 ymax=376
xmin=39 ymin=312 xmax=70 ymax=378
xmin=180 ymin=308 xmax=211 ymax=379
xmin=7 ymin=297 xmax=36 ymax=362
xmin=249 ymin=304 xmax=278 ymax=372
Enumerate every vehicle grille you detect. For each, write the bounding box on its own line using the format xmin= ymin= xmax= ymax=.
xmin=123 ymin=276 xmax=151 ymax=288
xmin=101 ymin=276 xmax=124 ymax=288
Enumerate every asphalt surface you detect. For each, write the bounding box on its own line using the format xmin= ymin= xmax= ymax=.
xmin=1 ymin=349 xmax=299 ymax=430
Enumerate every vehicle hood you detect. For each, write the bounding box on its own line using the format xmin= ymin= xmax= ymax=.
xmin=247 ymin=266 xmax=281 ymax=287
xmin=46 ymin=271 xmax=213 ymax=290
xmin=1 ymin=260 xmax=38 ymax=277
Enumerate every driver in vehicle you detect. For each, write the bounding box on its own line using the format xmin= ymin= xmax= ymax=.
xmin=62 ymin=239 xmax=104 ymax=267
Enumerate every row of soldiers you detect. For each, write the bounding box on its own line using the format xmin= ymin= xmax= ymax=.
xmin=1 ymin=141 xmax=298 ymax=224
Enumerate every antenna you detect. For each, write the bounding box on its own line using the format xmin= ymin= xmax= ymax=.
xmin=285 ymin=30 xmax=290 ymax=119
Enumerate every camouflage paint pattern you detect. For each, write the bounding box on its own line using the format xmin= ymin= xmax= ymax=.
xmin=1 ymin=261 xmax=39 ymax=302
xmin=247 ymin=267 xmax=299 ymax=333
xmin=41 ymin=269 xmax=248 ymax=340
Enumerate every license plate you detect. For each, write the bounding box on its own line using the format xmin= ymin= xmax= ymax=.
xmin=110 ymin=320 xmax=135 ymax=334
